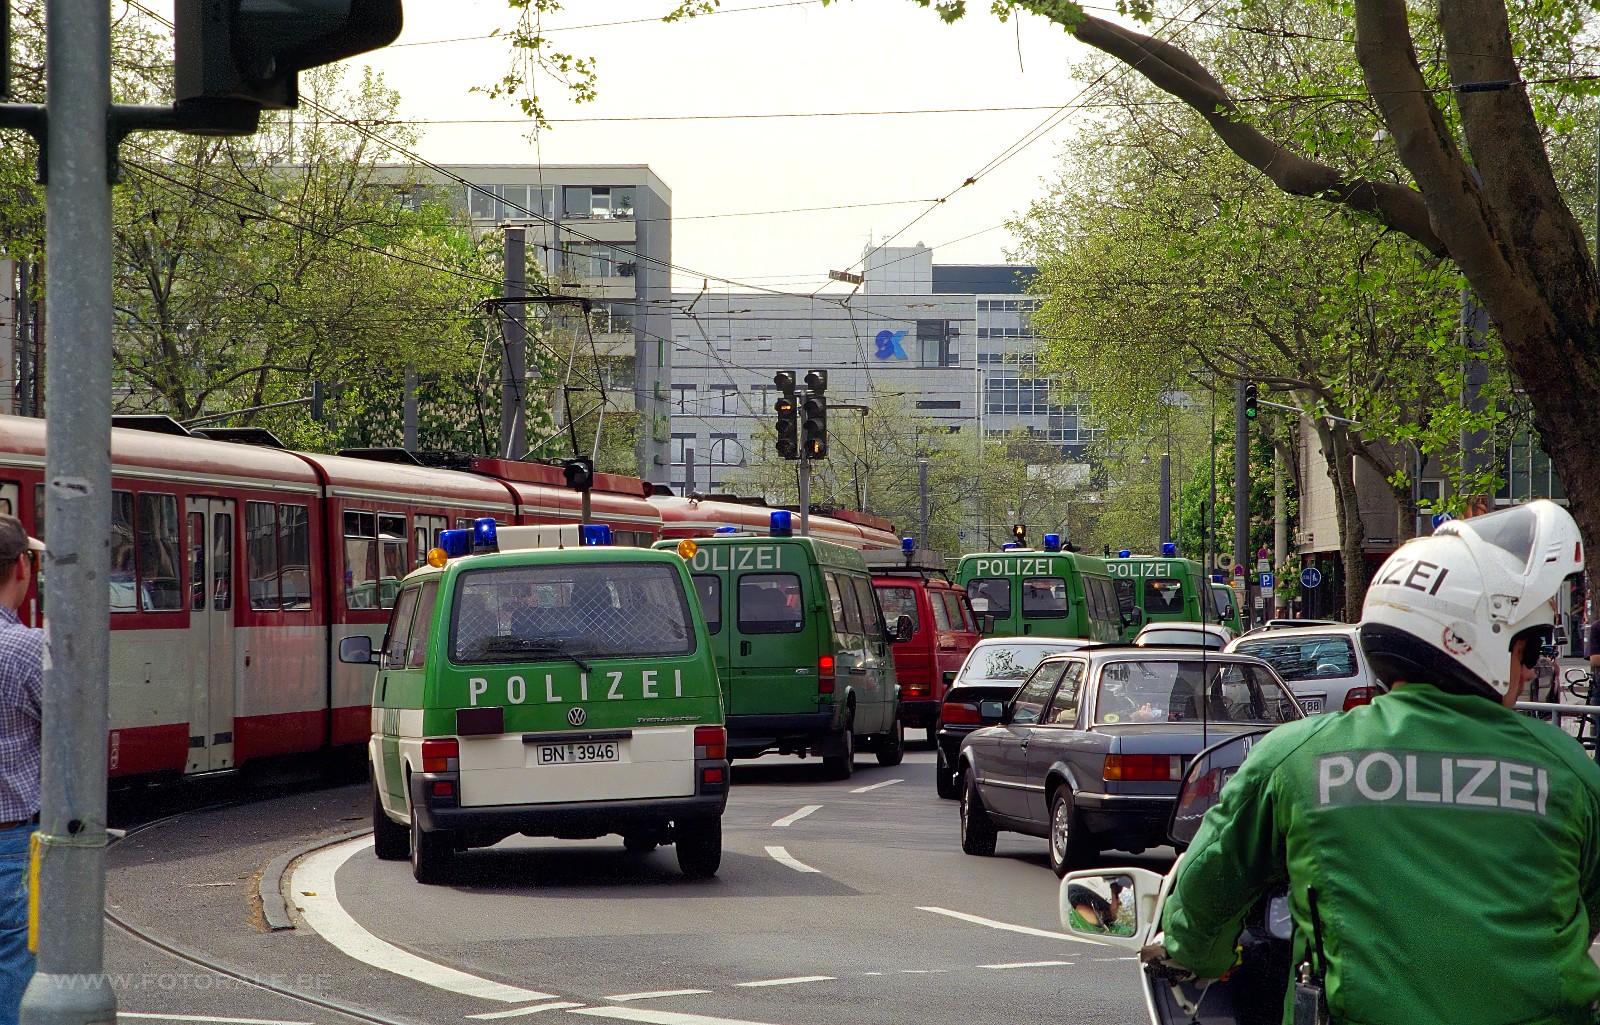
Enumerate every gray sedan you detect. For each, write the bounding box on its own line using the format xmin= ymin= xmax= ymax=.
xmin=956 ymin=648 xmax=1302 ymax=876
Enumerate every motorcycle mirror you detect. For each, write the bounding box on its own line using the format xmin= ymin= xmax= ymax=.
xmin=1058 ymin=868 xmax=1165 ymax=950
xmin=1167 ymin=729 xmax=1273 ymax=849
xmin=1563 ymin=667 xmax=1590 ymax=684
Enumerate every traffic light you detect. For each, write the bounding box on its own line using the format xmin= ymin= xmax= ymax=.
xmin=802 ymin=394 xmax=827 ymax=459
xmin=774 ymin=371 xmax=798 ymax=460
xmin=175 ymin=0 xmax=404 ymax=113
xmin=1244 ymin=383 xmax=1259 ymax=421
xmin=562 ymin=456 xmax=594 ymax=492
xmin=1012 ymin=523 xmax=1026 ymax=544
xmin=804 ymin=369 xmax=828 ymax=396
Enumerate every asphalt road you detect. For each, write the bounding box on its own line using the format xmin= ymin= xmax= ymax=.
xmin=105 ymin=742 xmax=1168 ymax=1025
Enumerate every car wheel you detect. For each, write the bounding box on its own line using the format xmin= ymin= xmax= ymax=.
xmin=675 ymin=817 xmax=722 ymax=879
xmin=959 ymin=770 xmax=998 ymax=857
xmin=372 ymin=784 xmax=409 ymax=861
xmin=935 ymin=746 xmax=957 ymax=800
xmin=410 ymin=804 xmax=454 ymax=884
xmin=823 ymin=713 xmax=855 ymax=780
xmin=876 ymin=718 xmax=905 ymax=767
xmin=623 ymin=833 xmax=658 ymax=854
xmin=1048 ymin=786 xmax=1093 ymax=877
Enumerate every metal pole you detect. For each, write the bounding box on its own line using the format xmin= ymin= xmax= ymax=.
xmin=1274 ymin=440 xmax=1288 ymax=620
xmin=918 ymin=459 xmax=929 ymax=548
xmin=21 ymin=0 xmax=117 ymax=1020
xmin=1208 ymin=387 xmax=1217 ymax=574
xmin=1234 ymin=380 xmax=1250 ymax=622
xmin=1158 ymin=453 xmax=1171 ymax=548
xmin=798 ymin=445 xmax=811 ymax=537
xmin=500 ymin=227 xmax=527 ymax=460
xmin=402 ymin=369 xmax=417 ymax=452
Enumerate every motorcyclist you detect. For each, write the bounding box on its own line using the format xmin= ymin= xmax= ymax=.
xmin=1147 ymin=500 xmax=1600 ymax=1025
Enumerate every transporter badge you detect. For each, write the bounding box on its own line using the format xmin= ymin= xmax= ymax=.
xmin=568 ymin=707 xmax=587 ymax=727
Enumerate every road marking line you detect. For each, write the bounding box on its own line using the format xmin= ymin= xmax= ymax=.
xmin=117 ymin=1016 xmax=313 ymax=1025
xmin=850 ymin=779 xmax=902 ymax=793
xmin=569 ymin=1008 xmax=786 ymax=1025
xmin=604 ymin=991 xmax=712 ymax=1003
xmin=469 ymin=1004 xmax=587 ymax=1019
xmin=764 ymin=845 xmax=819 ymax=873
xmin=917 ymin=906 xmax=1102 ymax=945
xmin=293 ymin=838 xmax=556 ymax=1002
xmin=771 ymin=805 xmax=821 ymax=828
xmin=734 ymin=976 xmax=834 ymax=988
xmin=978 ymin=961 xmax=1075 ymax=970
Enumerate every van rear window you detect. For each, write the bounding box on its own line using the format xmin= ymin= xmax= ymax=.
xmin=1022 ymin=577 xmax=1070 ymax=619
xmin=876 ymin=586 xmax=919 ymax=634
xmin=1144 ymin=578 xmax=1185 ymax=614
xmin=449 ymin=562 xmax=695 ymax=663
xmin=738 ymin=574 xmax=804 ymax=634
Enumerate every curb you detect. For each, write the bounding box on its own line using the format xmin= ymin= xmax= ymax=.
xmin=260 ymin=827 xmax=373 ymax=931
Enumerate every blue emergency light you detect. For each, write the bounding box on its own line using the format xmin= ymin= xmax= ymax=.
xmin=770 ymin=511 xmax=793 ymax=537
xmin=1000 ymin=543 xmax=1018 ymax=551
xmin=579 ymin=524 xmax=612 ymax=546
xmin=439 ymin=529 xmax=471 ymax=559
xmin=1161 ymin=542 xmax=1177 ymax=557
xmin=901 ymin=537 xmax=915 ymax=554
xmin=1118 ymin=550 xmax=1132 ymax=559
xmin=472 ymin=517 xmax=499 ymax=554
xmin=1043 ymin=533 xmax=1061 ymax=552
xmin=715 ymin=526 xmax=738 ymax=534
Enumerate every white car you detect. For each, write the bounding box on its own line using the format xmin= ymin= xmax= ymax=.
xmin=1132 ymin=622 xmax=1236 ymax=650
xmin=1225 ymin=623 xmax=1379 ymax=714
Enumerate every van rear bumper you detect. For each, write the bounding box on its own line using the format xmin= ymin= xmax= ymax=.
xmin=726 ymin=711 xmax=839 ymax=758
xmin=898 ymin=699 xmax=939 ymax=729
xmin=411 ymin=772 xmax=728 ymax=842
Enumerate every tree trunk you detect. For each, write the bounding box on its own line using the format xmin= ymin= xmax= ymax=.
xmin=1314 ymin=420 xmax=1371 ymax=621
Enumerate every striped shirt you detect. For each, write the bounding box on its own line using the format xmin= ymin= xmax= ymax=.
xmin=0 ymin=606 xmax=41 ymax=821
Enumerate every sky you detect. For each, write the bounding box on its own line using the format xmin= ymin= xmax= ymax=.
xmin=345 ymin=0 xmax=1101 ymax=294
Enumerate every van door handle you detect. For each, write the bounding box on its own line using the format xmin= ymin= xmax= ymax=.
xmin=740 ymin=641 xmax=751 ymax=656
xmin=1023 ymin=624 xmax=1033 ymax=635
xmin=849 ymin=666 xmax=867 ymax=675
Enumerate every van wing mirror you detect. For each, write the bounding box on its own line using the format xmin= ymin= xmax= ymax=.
xmin=1059 ymin=868 xmax=1165 ymax=949
xmin=978 ymin=613 xmax=996 ymax=635
xmin=942 ymin=669 xmax=958 ymax=686
xmin=893 ymin=614 xmax=915 ymax=644
xmin=338 ymin=635 xmax=378 ymax=665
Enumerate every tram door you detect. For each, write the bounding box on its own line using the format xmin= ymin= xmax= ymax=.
xmin=186 ymin=498 xmax=237 ymax=772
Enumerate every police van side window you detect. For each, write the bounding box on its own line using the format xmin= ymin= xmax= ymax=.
xmin=967 ymin=577 xmax=1011 ymax=617
xmin=837 ymin=575 xmax=866 ymax=634
xmin=382 ymin=586 xmax=419 ymax=670
xmin=852 ymin=576 xmax=885 ymax=635
xmin=692 ymin=574 xmax=722 ymax=634
xmin=738 ymin=573 xmax=804 ymax=634
xmin=825 ymin=574 xmax=849 ymax=632
xmin=406 ymin=581 xmax=439 ymax=669
xmin=1023 ymin=577 xmax=1070 ymax=619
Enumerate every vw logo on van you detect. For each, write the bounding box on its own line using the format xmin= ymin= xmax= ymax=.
xmin=567 ymin=707 xmax=587 ymax=727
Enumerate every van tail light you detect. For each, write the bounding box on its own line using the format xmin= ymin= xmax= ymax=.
xmin=940 ymin=702 xmax=980 ymax=726
xmin=1342 ymin=687 xmax=1374 ymax=711
xmin=694 ymin=725 xmax=727 ymax=760
xmin=902 ymin=683 xmax=930 ymax=700
xmin=818 ymin=655 xmax=835 ymax=695
xmin=1103 ymin=753 xmax=1182 ymax=781
xmin=421 ymin=738 xmax=459 ymax=773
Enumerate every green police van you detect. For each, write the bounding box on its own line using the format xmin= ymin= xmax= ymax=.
xmin=954 ymin=538 xmax=1127 ymax=642
xmin=1104 ymin=553 xmax=1243 ymax=638
xmin=658 ymin=517 xmax=907 ymax=780
xmin=342 ymin=522 xmax=729 ymax=884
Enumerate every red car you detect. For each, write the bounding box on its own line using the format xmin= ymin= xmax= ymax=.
xmin=873 ymin=567 xmax=982 ymax=742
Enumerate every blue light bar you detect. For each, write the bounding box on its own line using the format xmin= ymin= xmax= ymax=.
xmin=1118 ymin=549 xmax=1132 ymax=559
xmin=1000 ymin=543 xmax=1018 ymax=551
xmin=901 ymin=536 xmax=915 ymax=554
xmin=439 ymin=529 xmax=471 ymax=559
xmin=770 ymin=510 xmax=793 ymax=537
xmin=714 ymin=525 xmax=738 ymax=534
xmin=1042 ymin=533 xmax=1061 ymax=552
xmin=472 ymin=517 xmax=499 ymax=554
xmin=1161 ymin=542 xmax=1178 ymax=557
xmin=579 ymin=524 xmax=612 ymax=546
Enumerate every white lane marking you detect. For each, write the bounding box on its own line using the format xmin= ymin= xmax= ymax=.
xmin=979 ymin=961 xmax=1075 ymax=970
xmin=604 ymin=991 xmax=712 ymax=1003
xmin=118 ymin=1016 xmax=312 ymax=1025
xmin=770 ymin=805 xmax=821 ymax=828
xmin=733 ymin=976 xmax=834 ymax=988
xmin=469 ymin=1004 xmax=587 ymax=1019
xmin=293 ymin=839 xmax=556 ymax=1003
xmin=850 ymin=779 xmax=902 ymax=793
xmin=917 ymin=906 xmax=1101 ymax=945
xmin=764 ymin=845 xmax=819 ymax=873
xmin=569 ymin=1008 xmax=786 ymax=1025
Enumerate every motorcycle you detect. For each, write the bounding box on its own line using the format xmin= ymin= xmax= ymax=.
xmin=1058 ymin=730 xmax=1295 ymax=1025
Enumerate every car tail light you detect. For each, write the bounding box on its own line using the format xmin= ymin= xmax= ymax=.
xmin=1103 ymin=753 xmax=1182 ymax=781
xmin=1342 ymin=687 xmax=1374 ymax=711
xmin=702 ymin=767 xmax=725 ymax=786
xmin=902 ymin=683 xmax=930 ymax=699
xmin=421 ymin=738 xmax=458 ymax=773
xmin=940 ymin=702 xmax=980 ymax=725
xmin=818 ymin=655 xmax=835 ymax=695
xmin=430 ymin=780 xmax=455 ymax=798
xmin=694 ymin=725 xmax=727 ymax=760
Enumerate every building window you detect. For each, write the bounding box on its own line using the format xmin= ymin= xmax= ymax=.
xmin=1419 ymin=479 xmax=1443 ymax=510
xmin=564 ymin=186 xmax=636 ymax=220
xmin=672 ymin=384 xmax=696 ymax=411
xmin=977 ymin=300 xmax=990 ymax=311
xmin=712 ymin=385 xmax=739 ymax=414
xmin=916 ymin=400 xmax=962 ymax=410
xmin=710 ymin=435 xmax=744 ymax=466
xmin=917 ymin=320 xmax=956 ymax=367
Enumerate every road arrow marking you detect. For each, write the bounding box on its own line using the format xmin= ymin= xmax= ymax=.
xmin=763 ymin=846 xmax=819 ymax=873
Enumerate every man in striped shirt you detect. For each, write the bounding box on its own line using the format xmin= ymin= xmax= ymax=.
xmin=0 ymin=515 xmax=44 ymax=1023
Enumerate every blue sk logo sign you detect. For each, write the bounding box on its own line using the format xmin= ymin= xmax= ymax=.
xmin=874 ymin=329 xmax=909 ymax=360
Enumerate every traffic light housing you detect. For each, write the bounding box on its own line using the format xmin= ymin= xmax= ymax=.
xmin=804 ymin=369 xmax=828 ymax=396
xmin=801 ymin=394 xmax=827 ymax=459
xmin=1244 ymin=383 xmax=1259 ymax=420
xmin=774 ymin=371 xmax=799 ymax=460
xmin=562 ymin=456 xmax=594 ymax=492
xmin=1012 ymin=523 xmax=1026 ymax=544
xmin=175 ymin=0 xmax=404 ymax=113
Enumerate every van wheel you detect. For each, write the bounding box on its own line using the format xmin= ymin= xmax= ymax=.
xmin=823 ymin=717 xmax=855 ymax=780
xmin=623 ymin=833 xmax=658 ymax=853
xmin=935 ymin=747 xmax=957 ymax=799
xmin=372 ymin=785 xmax=409 ymax=861
xmin=411 ymin=810 xmax=454 ymax=884
xmin=1048 ymin=786 xmax=1094 ymax=877
xmin=676 ymin=818 xmax=722 ymax=879
xmin=876 ymin=718 xmax=905 ymax=767
xmin=959 ymin=770 xmax=998 ymax=857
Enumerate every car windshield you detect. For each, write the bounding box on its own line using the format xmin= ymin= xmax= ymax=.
xmin=1233 ymin=635 xmax=1357 ymax=681
xmin=958 ymin=643 xmax=1079 ymax=682
xmin=1095 ymin=660 xmax=1301 ymax=725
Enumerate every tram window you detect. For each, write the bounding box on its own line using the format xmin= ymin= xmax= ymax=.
xmin=31 ymin=485 xmax=42 ymax=541
xmin=110 ymin=491 xmax=135 ymax=614
xmin=378 ymin=514 xmax=407 ymax=610
xmin=381 ymin=586 xmax=418 ymax=671
xmin=247 ymin=502 xmax=281 ymax=610
xmin=966 ymin=577 xmax=1011 ymax=618
xmin=213 ymin=513 xmax=232 ymax=611
xmin=412 ymin=527 xmax=427 ymax=568
xmin=136 ymin=493 xmax=181 ymax=612
xmin=407 ymin=581 xmax=439 ymax=669
xmin=279 ymin=504 xmax=312 ymax=611
xmin=189 ymin=512 xmax=206 ymax=612
xmin=343 ymin=510 xmax=380 ymax=610
xmin=1144 ymin=578 xmax=1184 ymax=614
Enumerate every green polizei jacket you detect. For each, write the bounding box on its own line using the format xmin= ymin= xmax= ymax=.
xmin=1162 ymin=684 xmax=1600 ymax=1025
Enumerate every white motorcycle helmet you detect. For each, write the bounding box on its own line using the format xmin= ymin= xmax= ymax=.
xmin=1359 ymin=500 xmax=1583 ymax=701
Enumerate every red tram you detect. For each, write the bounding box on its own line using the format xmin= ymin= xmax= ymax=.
xmin=650 ymin=494 xmax=900 ymax=549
